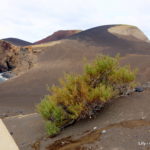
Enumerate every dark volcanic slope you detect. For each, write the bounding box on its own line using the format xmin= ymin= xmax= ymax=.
xmin=69 ymin=24 xmax=150 ymax=55
xmin=0 ymin=24 xmax=150 ymax=116
xmin=34 ymin=30 xmax=81 ymax=44
xmin=3 ymin=38 xmax=32 ymax=46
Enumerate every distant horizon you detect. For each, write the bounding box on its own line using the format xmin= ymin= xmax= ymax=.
xmin=1 ymin=24 xmax=150 ymax=43
xmin=0 ymin=0 xmax=150 ymax=42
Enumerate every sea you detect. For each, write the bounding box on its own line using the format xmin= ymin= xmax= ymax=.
xmin=0 ymin=73 xmax=8 ymax=83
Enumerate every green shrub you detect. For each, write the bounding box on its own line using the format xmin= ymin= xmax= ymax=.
xmin=45 ymin=121 xmax=60 ymax=136
xmin=37 ymin=55 xmax=136 ymax=136
xmin=89 ymin=84 xmax=116 ymax=102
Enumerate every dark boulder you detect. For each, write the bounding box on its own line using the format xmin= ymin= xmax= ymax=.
xmin=135 ymin=87 xmax=144 ymax=92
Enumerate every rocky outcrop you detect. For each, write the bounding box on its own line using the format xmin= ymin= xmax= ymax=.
xmin=0 ymin=40 xmax=36 ymax=74
xmin=34 ymin=30 xmax=81 ymax=44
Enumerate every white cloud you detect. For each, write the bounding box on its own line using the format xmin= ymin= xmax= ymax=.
xmin=0 ymin=0 xmax=150 ymax=42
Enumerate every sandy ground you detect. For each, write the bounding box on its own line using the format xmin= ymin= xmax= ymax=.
xmin=3 ymin=88 xmax=150 ymax=150
xmin=0 ymin=38 xmax=149 ymax=117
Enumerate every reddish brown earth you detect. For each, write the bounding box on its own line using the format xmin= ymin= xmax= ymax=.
xmin=0 ymin=24 xmax=150 ymax=150
xmin=34 ymin=30 xmax=81 ymax=44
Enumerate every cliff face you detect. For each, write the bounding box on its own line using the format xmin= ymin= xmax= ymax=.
xmin=34 ymin=30 xmax=81 ymax=44
xmin=0 ymin=40 xmax=35 ymax=74
xmin=0 ymin=41 xmax=18 ymax=72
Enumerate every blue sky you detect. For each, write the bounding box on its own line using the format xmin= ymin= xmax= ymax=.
xmin=0 ymin=0 xmax=150 ymax=42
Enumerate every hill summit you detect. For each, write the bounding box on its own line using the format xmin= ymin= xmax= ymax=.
xmin=108 ymin=25 xmax=149 ymax=41
xmin=34 ymin=30 xmax=81 ymax=44
xmin=2 ymin=38 xmax=32 ymax=46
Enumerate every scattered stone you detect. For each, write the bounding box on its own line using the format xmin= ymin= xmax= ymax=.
xmin=135 ymin=87 xmax=144 ymax=92
xmin=10 ymin=131 xmax=13 ymax=135
xmin=61 ymin=141 xmax=65 ymax=145
xmin=101 ymin=130 xmax=106 ymax=134
xmin=93 ymin=127 xmax=97 ymax=130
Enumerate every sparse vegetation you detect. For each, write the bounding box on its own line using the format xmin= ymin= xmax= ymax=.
xmin=37 ymin=55 xmax=136 ymax=136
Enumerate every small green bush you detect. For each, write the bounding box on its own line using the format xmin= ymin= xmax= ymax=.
xmin=37 ymin=55 xmax=136 ymax=136
xmin=45 ymin=121 xmax=60 ymax=136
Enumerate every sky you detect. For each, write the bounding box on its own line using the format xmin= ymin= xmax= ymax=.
xmin=0 ymin=0 xmax=150 ymax=42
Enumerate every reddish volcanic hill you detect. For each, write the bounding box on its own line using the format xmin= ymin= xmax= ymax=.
xmin=34 ymin=30 xmax=81 ymax=44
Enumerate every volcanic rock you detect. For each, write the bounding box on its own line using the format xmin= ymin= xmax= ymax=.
xmin=0 ymin=40 xmax=36 ymax=74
